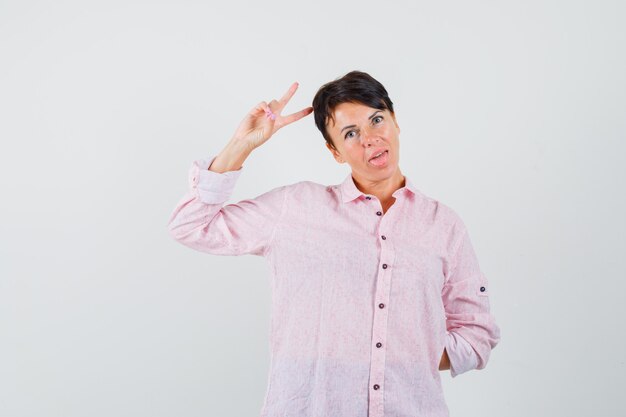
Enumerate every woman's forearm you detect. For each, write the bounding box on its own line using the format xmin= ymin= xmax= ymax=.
xmin=439 ymin=348 xmax=451 ymax=371
xmin=208 ymin=138 xmax=253 ymax=173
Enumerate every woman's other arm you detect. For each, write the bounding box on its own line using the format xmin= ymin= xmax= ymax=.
xmin=167 ymin=82 xmax=313 ymax=256
xmin=441 ymin=217 xmax=501 ymax=375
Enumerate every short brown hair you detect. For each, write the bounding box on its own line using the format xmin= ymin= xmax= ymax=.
xmin=312 ymin=70 xmax=395 ymax=150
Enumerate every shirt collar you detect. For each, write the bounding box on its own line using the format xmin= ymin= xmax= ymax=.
xmin=339 ymin=172 xmax=418 ymax=203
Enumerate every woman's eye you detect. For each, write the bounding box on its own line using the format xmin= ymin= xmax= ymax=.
xmin=345 ymin=131 xmax=356 ymax=139
xmin=373 ymin=116 xmax=383 ymax=123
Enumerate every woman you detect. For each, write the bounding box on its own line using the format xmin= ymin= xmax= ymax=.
xmin=168 ymin=70 xmax=500 ymax=417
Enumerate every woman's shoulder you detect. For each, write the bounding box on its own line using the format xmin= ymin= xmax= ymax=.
xmin=411 ymin=187 xmax=466 ymax=226
xmin=279 ymin=179 xmax=336 ymax=193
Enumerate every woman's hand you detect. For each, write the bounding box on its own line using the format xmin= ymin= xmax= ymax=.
xmin=230 ymin=82 xmax=313 ymax=152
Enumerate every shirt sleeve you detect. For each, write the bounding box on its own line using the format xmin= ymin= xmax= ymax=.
xmin=167 ymin=155 xmax=289 ymax=257
xmin=445 ymin=330 xmax=479 ymax=378
xmin=442 ymin=216 xmax=501 ymax=372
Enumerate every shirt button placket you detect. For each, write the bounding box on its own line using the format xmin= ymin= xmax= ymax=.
xmin=367 ymin=205 xmax=394 ymax=417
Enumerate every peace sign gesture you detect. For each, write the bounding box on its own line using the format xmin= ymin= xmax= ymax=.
xmin=231 ymin=82 xmax=313 ymax=152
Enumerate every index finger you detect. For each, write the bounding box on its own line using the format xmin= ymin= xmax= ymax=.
xmin=278 ymin=82 xmax=299 ymax=107
xmin=278 ymin=106 xmax=313 ymax=128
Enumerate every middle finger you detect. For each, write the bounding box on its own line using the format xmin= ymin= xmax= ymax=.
xmin=278 ymin=82 xmax=299 ymax=107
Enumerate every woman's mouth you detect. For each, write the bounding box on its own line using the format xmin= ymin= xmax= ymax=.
xmin=368 ymin=150 xmax=389 ymax=167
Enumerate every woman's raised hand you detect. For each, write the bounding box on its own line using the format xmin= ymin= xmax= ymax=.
xmin=231 ymin=82 xmax=313 ymax=152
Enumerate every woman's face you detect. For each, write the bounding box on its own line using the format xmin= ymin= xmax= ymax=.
xmin=325 ymin=101 xmax=401 ymax=183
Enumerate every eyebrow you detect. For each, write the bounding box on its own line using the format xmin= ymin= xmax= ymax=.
xmin=340 ymin=110 xmax=382 ymax=133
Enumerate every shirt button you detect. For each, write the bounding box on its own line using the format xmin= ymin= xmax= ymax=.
xmin=480 ymin=286 xmax=486 ymax=292
xmin=376 ymin=211 xmax=382 ymax=216
xmin=378 ymin=303 xmax=385 ymax=309
xmin=376 ymin=342 xmax=382 ymax=348
xmin=373 ymin=384 xmax=380 ymax=390
xmin=365 ymin=196 xmax=372 ymax=200
xmin=381 ymin=235 xmax=386 ymax=240
xmin=382 ymin=264 xmax=388 ymax=269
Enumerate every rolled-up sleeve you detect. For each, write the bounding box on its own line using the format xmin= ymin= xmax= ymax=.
xmin=446 ymin=330 xmax=479 ymax=378
xmin=442 ymin=217 xmax=501 ymax=372
xmin=167 ymin=155 xmax=289 ymax=257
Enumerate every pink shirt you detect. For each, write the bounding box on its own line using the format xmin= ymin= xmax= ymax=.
xmin=168 ymin=155 xmax=501 ymax=417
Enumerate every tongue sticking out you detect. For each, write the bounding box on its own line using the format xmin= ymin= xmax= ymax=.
xmin=369 ymin=151 xmax=389 ymax=167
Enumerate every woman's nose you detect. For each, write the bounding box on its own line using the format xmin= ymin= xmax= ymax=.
xmin=362 ymin=127 xmax=380 ymax=146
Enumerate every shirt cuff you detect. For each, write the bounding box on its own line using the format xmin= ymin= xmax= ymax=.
xmin=188 ymin=155 xmax=243 ymax=204
xmin=446 ymin=330 xmax=479 ymax=378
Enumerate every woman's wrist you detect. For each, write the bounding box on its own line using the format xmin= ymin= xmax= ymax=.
xmin=208 ymin=139 xmax=253 ymax=173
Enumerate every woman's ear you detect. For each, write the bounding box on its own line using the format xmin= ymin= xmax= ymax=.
xmin=326 ymin=142 xmax=344 ymax=163
xmin=391 ymin=111 xmax=400 ymax=132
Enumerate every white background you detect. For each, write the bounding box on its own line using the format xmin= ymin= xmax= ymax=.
xmin=1 ymin=1 xmax=625 ymax=416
